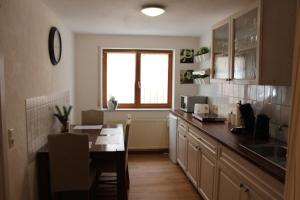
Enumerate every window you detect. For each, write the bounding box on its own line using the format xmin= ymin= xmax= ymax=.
xmin=102 ymin=49 xmax=173 ymax=108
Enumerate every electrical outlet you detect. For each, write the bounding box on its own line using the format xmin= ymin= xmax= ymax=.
xmin=127 ymin=114 xmax=132 ymax=120
xmin=8 ymin=128 xmax=14 ymax=148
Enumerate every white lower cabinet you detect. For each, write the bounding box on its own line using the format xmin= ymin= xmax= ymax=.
xmin=175 ymin=120 xmax=284 ymax=200
xmin=177 ymin=126 xmax=187 ymax=170
xmin=198 ymin=152 xmax=216 ymax=200
xmin=187 ymin=126 xmax=218 ymax=200
xmin=216 ymin=163 xmax=266 ymax=200
xmin=186 ymin=138 xmax=199 ymax=187
xmin=216 ymin=166 xmax=241 ymax=200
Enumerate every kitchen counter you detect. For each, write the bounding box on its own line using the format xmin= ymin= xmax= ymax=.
xmin=171 ymin=109 xmax=286 ymax=183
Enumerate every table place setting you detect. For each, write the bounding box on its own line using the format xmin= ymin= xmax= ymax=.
xmin=100 ymin=128 xmax=121 ymax=136
xmin=95 ymin=135 xmax=122 ymax=145
xmin=73 ymin=125 xmax=103 ymax=130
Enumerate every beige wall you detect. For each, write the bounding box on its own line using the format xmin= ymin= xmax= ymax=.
xmin=74 ymin=34 xmax=200 ymax=123
xmin=0 ymin=0 xmax=75 ymax=199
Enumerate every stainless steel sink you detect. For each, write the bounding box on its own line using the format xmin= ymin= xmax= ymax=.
xmin=239 ymin=143 xmax=287 ymax=169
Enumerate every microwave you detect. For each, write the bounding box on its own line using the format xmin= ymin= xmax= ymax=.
xmin=180 ymin=95 xmax=208 ymax=113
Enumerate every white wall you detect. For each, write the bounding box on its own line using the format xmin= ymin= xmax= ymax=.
xmin=0 ymin=0 xmax=75 ymax=199
xmin=199 ymin=31 xmax=211 ymax=48
xmin=74 ymin=34 xmax=200 ymax=123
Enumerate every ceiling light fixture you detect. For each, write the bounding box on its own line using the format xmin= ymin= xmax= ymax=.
xmin=141 ymin=5 xmax=165 ymax=17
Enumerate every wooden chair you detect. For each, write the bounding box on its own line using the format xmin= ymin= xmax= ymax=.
xmin=94 ymin=120 xmax=131 ymax=192
xmin=48 ymin=133 xmax=98 ymax=200
xmin=81 ymin=110 xmax=104 ymax=125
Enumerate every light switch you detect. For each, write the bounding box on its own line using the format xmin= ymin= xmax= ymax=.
xmin=8 ymin=128 xmax=14 ymax=148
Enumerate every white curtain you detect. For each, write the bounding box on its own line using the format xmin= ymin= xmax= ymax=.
xmin=285 ymin=5 xmax=300 ymax=200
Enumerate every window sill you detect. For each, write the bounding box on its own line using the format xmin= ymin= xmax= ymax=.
xmin=101 ymin=108 xmax=172 ymax=112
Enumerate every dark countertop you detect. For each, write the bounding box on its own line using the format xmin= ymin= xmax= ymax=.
xmin=171 ymin=109 xmax=286 ymax=183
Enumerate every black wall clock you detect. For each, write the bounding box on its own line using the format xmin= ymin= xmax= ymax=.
xmin=48 ymin=27 xmax=62 ymax=65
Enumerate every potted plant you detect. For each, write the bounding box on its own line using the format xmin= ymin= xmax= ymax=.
xmin=54 ymin=105 xmax=72 ymax=133
xmin=195 ymin=47 xmax=210 ymax=63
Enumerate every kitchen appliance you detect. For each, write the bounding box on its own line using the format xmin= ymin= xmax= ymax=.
xmin=239 ymin=103 xmax=255 ymax=132
xmin=254 ymin=114 xmax=270 ymax=139
xmin=192 ymin=113 xmax=226 ymax=122
xmin=168 ymin=113 xmax=177 ymax=163
xmin=194 ymin=104 xmax=209 ymax=114
xmin=180 ymin=95 xmax=208 ymax=113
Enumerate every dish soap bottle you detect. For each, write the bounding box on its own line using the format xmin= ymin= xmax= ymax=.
xmin=235 ymin=101 xmax=242 ymax=127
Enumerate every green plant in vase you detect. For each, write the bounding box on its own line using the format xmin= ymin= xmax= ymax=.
xmin=54 ymin=105 xmax=72 ymax=133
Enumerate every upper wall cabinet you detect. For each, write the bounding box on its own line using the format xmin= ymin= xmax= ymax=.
xmin=232 ymin=5 xmax=259 ymax=83
xmin=211 ymin=18 xmax=231 ymax=81
xmin=211 ymin=0 xmax=297 ymax=85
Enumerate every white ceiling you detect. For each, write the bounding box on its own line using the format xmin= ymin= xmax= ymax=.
xmin=43 ymin=0 xmax=254 ymax=36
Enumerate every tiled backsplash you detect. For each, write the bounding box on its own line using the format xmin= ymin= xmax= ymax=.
xmin=198 ymin=84 xmax=292 ymax=142
xmin=25 ymin=91 xmax=70 ymax=162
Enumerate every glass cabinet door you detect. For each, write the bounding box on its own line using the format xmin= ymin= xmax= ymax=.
xmin=232 ymin=8 xmax=259 ymax=80
xmin=212 ymin=21 xmax=230 ymax=80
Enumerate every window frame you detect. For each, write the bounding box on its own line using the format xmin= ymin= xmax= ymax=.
xmin=102 ymin=49 xmax=173 ymax=109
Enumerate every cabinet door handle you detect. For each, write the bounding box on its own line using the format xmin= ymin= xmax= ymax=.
xmin=240 ymin=183 xmax=249 ymax=193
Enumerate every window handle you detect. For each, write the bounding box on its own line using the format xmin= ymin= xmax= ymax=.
xmin=138 ymin=81 xmax=141 ymax=88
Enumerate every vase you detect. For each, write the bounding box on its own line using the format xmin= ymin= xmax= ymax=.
xmin=108 ymin=100 xmax=118 ymax=110
xmin=61 ymin=122 xmax=69 ymax=133
xmin=195 ymin=53 xmax=210 ymax=64
xmin=195 ymin=55 xmax=202 ymax=63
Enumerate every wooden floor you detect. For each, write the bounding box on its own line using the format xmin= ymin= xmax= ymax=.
xmin=97 ymin=153 xmax=202 ymax=200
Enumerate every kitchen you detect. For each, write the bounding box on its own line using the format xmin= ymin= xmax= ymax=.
xmin=0 ymin=0 xmax=299 ymax=200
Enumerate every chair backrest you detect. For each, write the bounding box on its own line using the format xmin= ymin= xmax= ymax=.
xmin=124 ymin=119 xmax=131 ymax=149
xmin=48 ymin=133 xmax=90 ymax=192
xmin=124 ymin=120 xmax=131 ymax=169
xmin=81 ymin=110 xmax=104 ymax=125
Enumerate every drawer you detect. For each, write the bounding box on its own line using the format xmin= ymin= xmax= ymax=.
xmin=178 ymin=118 xmax=188 ymax=130
xmin=178 ymin=126 xmax=186 ymax=137
xmin=188 ymin=125 xmax=217 ymax=158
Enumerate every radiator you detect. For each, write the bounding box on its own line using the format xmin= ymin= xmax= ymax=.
xmin=105 ymin=118 xmax=169 ymax=150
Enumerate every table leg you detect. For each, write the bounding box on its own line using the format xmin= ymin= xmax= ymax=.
xmin=36 ymin=153 xmax=52 ymax=200
xmin=117 ymin=151 xmax=128 ymax=200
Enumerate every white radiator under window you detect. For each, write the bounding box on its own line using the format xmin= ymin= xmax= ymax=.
xmin=105 ymin=118 xmax=169 ymax=150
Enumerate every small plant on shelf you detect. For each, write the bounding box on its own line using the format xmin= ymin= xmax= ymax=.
xmin=54 ymin=105 xmax=72 ymax=133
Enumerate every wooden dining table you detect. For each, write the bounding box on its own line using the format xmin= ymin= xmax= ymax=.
xmin=36 ymin=124 xmax=128 ymax=200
